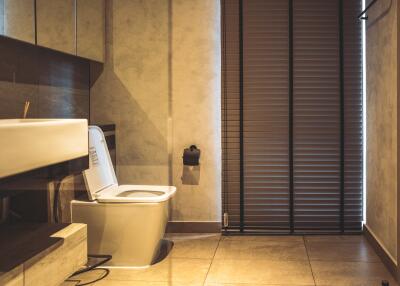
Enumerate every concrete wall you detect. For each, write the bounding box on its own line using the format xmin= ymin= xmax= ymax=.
xmin=366 ymin=0 xmax=397 ymax=262
xmin=91 ymin=0 xmax=221 ymax=223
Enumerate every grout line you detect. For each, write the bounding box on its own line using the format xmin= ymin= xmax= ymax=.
xmin=303 ymin=236 xmax=317 ymax=286
xmin=202 ymin=234 xmax=223 ymax=286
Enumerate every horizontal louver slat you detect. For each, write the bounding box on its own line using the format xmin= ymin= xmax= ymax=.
xmin=343 ymin=0 xmax=363 ymax=231
xmin=243 ymin=0 xmax=290 ymax=232
xmin=222 ymin=0 xmax=241 ymax=228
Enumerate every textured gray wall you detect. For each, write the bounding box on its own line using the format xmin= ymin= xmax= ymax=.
xmin=366 ymin=0 xmax=397 ymax=262
xmin=91 ymin=0 xmax=221 ymax=223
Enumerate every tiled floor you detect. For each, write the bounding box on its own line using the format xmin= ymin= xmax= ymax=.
xmin=62 ymin=234 xmax=397 ymax=286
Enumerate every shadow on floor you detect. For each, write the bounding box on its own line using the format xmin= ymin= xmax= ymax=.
xmin=152 ymin=239 xmax=174 ymax=265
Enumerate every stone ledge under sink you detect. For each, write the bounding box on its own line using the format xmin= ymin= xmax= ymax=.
xmin=0 ymin=223 xmax=87 ymax=286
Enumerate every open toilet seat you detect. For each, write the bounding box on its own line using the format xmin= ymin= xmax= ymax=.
xmin=83 ymin=126 xmax=176 ymax=203
xmin=94 ymin=184 xmax=176 ymax=203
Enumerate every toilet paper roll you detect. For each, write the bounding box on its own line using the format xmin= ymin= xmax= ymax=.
xmin=182 ymin=145 xmax=201 ymax=166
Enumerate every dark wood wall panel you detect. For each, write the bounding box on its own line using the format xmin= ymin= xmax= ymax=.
xmin=0 ymin=36 xmax=90 ymax=223
xmin=0 ymin=36 xmax=90 ymax=120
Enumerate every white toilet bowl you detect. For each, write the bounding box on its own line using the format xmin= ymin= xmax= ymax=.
xmin=71 ymin=126 xmax=176 ymax=267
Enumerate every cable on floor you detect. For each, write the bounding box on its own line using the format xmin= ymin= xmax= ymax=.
xmin=65 ymin=254 xmax=112 ymax=286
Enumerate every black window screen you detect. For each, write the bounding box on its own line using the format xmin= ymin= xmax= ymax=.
xmin=222 ymin=0 xmax=363 ymax=234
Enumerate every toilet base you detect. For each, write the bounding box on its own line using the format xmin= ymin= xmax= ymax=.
xmin=71 ymin=200 xmax=168 ymax=267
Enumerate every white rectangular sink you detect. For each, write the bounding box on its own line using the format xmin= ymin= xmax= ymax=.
xmin=0 ymin=119 xmax=88 ymax=179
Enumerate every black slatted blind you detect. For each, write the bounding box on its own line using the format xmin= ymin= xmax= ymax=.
xmin=293 ymin=0 xmax=341 ymax=232
xmin=343 ymin=0 xmax=363 ymax=232
xmin=243 ymin=0 xmax=290 ymax=231
xmin=222 ymin=0 xmax=241 ymax=229
xmin=222 ymin=0 xmax=363 ymax=234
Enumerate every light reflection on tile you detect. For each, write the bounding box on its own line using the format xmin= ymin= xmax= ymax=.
xmin=205 ymin=259 xmax=314 ymax=285
xmin=305 ymin=240 xmax=380 ymax=262
xmin=165 ymin=233 xmax=221 ymax=259
xmin=215 ymin=236 xmax=308 ymax=261
xmin=311 ymin=261 xmax=398 ymax=286
xmin=99 ymin=258 xmax=211 ymax=284
xmin=61 ymin=233 xmax=398 ymax=286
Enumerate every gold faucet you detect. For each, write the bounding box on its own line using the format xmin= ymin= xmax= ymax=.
xmin=23 ymin=101 xmax=30 ymax=119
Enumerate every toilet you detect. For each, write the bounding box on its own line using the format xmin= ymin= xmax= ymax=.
xmin=71 ymin=126 xmax=176 ymax=267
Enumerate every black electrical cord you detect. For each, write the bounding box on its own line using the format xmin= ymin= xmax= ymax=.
xmin=72 ymin=254 xmax=112 ymax=275
xmin=53 ymin=180 xmax=63 ymax=223
xmin=67 ymin=269 xmax=109 ymax=286
xmin=53 ymin=179 xmax=112 ymax=285
xmin=66 ymin=254 xmax=112 ymax=286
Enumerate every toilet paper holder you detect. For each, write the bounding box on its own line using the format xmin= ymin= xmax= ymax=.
xmin=182 ymin=145 xmax=201 ymax=166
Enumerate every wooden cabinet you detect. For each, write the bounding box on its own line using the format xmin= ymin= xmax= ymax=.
xmin=3 ymin=0 xmax=35 ymax=44
xmin=77 ymin=0 xmax=105 ymax=62
xmin=36 ymin=0 xmax=76 ymax=55
xmin=0 ymin=0 xmax=104 ymax=62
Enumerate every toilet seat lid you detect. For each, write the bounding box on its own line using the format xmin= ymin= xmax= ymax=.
xmin=83 ymin=126 xmax=118 ymax=200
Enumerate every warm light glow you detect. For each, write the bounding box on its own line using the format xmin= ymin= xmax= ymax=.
xmin=362 ymin=0 xmax=367 ymax=224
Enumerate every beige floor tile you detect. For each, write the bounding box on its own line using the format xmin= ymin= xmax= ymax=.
xmin=95 ymin=280 xmax=203 ymax=285
xmin=62 ymin=234 xmax=392 ymax=286
xmin=165 ymin=233 xmax=221 ymax=240
xmin=305 ymin=239 xmax=380 ymax=262
xmin=215 ymin=236 xmax=308 ymax=261
xmin=164 ymin=233 xmax=221 ymax=259
xmin=311 ymin=261 xmax=397 ymax=286
xmin=94 ymin=258 xmax=211 ymax=284
xmin=60 ymin=282 xmax=77 ymax=286
xmin=206 ymin=259 xmax=314 ymax=285
xmin=222 ymin=235 xmax=304 ymax=243
xmin=305 ymin=235 xmax=367 ymax=243
xmin=204 ymin=283 xmax=314 ymax=286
